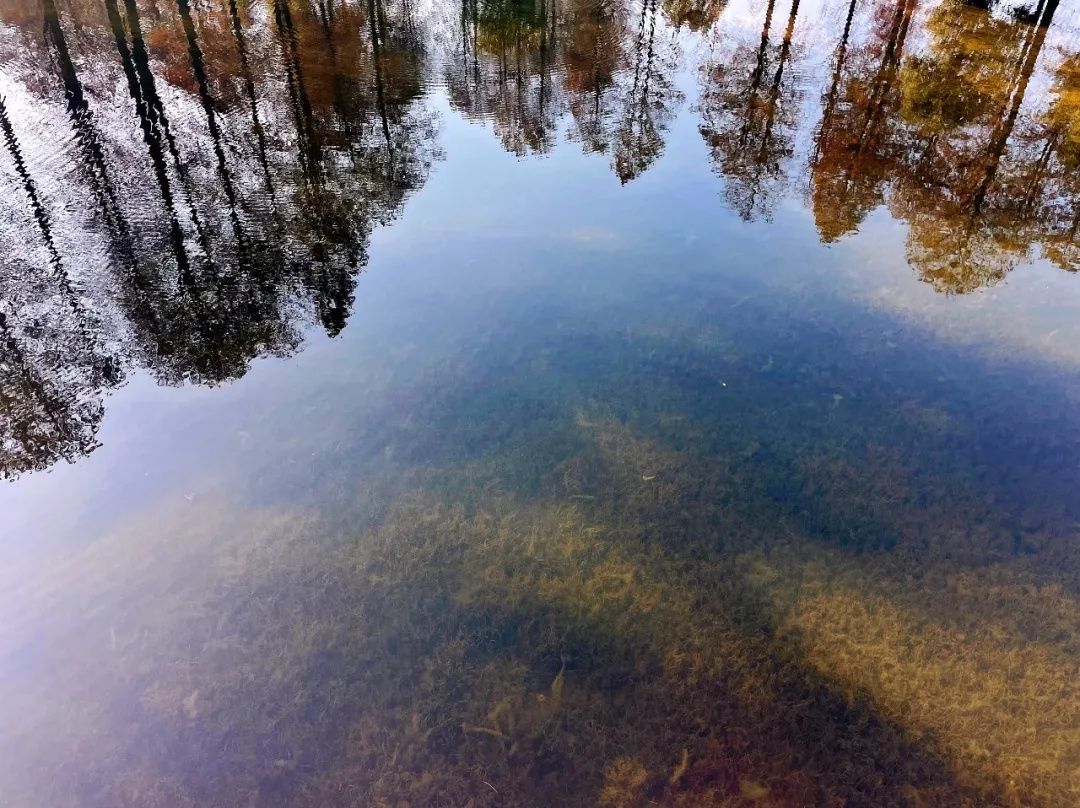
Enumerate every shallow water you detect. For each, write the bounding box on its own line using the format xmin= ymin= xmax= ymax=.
xmin=2 ymin=0 xmax=1080 ymax=804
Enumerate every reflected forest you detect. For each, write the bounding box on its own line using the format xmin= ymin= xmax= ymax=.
xmin=2 ymin=0 xmax=1080 ymax=476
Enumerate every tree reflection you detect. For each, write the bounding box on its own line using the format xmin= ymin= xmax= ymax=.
xmin=808 ymin=0 xmax=1074 ymax=293
xmin=810 ymin=0 xmax=914 ymax=242
xmin=562 ymin=0 xmax=626 ymax=151
xmin=891 ymin=0 xmax=1061 ymax=292
xmin=2 ymin=0 xmax=1080 ymax=475
xmin=0 ymin=92 xmax=120 ymax=479
xmin=1039 ymin=52 xmax=1080 ymax=269
xmin=699 ymin=0 xmax=804 ymax=220
xmin=611 ymin=0 xmax=682 ymax=182
xmin=446 ymin=0 xmax=559 ymax=154
xmin=445 ymin=0 xmax=681 ymax=178
xmin=0 ymin=0 xmax=439 ymax=476
xmin=662 ymin=0 xmax=723 ymax=32
xmin=0 ymin=301 xmax=108 ymax=480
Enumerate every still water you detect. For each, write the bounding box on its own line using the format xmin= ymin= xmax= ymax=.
xmin=2 ymin=0 xmax=1080 ymax=803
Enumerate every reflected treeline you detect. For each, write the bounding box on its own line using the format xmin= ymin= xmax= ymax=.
xmin=700 ymin=0 xmax=1080 ymax=280
xmin=445 ymin=0 xmax=683 ymax=178
xmin=812 ymin=0 xmax=1074 ymax=292
xmin=3 ymin=0 xmax=1080 ymax=477
xmin=439 ymin=0 xmax=1080 ymax=276
xmin=0 ymin=0 xmax=439 ymax=477
xmin=699 ymin=0 xmax=803 ymax=220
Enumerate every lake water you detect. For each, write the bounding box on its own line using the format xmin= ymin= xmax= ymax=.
xmin=2 ymin=0 xmax=1080 ymax=804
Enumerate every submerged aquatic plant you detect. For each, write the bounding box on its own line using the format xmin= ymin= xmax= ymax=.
xmin=5 ymin=344 xmax=1080 ymax=807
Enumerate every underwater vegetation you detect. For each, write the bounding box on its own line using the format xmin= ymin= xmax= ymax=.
xmin=4 ymin=404 xmax=1079 ymax=807
xmin=3 ymin=289 xmax=1080 ymax=808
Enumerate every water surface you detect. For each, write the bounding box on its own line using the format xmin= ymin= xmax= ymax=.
xmin=2 ymin=0 xmax=1080 ymax=804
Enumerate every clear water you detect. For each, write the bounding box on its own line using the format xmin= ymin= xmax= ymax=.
xmin=2 ymin=0 xmax=1080 ymax=804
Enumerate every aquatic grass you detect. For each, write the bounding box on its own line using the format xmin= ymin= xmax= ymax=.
xmin=6 ymin=327 xmax=1080 ymax=806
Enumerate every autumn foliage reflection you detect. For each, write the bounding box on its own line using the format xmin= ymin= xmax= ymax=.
xmin=1 ymin=0 xmax=1079 ymax=476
